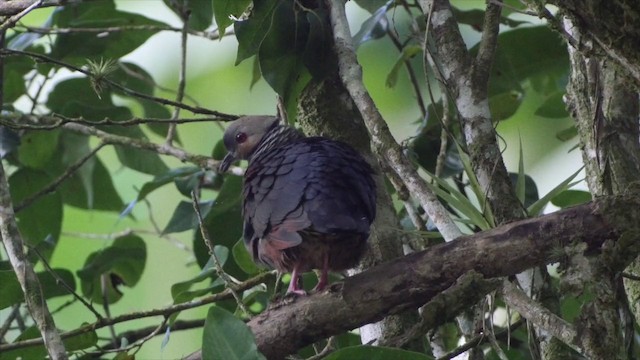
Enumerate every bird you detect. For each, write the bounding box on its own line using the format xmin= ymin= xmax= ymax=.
xmin=218 ymin=115 xmax=376 ymax=294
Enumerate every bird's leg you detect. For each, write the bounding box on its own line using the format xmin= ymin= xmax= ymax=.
xmin=286 ymin=264 xmax=306 ymax=295
xmin=313 ymin=253 xmax=330 ymax=292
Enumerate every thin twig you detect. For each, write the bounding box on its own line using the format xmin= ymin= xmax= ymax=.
xmin=191 ymin=191 xmax=250 ymax=316
xmin=437 ymin=319 xmax=524 ymax=360
xmin=15 ymin=142 xmax=107 ymax=212
xmin=0 ymin=113 xmax=235 ymax=131
xmin=0 ymin=0 xmax=42 ymax=31
xmin=0 ymin=270 xmax=275 ymax=353
xmin=31 ymin=246 xmax=103 ymax=320
xmin=17 ymin=24 xmax=231 ymax=41
xmin=0 ymin=160 xmax=68 ymax=359
xmin=0 ymin=305 xmax=22 ymax=341
xmin=387 ymin=29 xmax=426 ymax=117
xmin=101 ymin=274 xmax=118 ymax=344
xmin=165 ymin=12 xmax=190 ymax=145
xmin=1 ymin=49 xmax=237 ymax=119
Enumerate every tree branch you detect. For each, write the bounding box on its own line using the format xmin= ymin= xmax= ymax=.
xmin=327 ymin=0 xmax=462 ymax=241
xmin=244 ymin=196 xmax=631 ymax=359
xmin=0 ymin=49 xmax=238 ymax=119
xmin=0 ymin=161 xmax=67 ymax=359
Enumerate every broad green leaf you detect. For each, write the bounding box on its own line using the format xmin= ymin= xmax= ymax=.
xmin=3 ymin=55 xmax=32 ymax=103
xmin=104 ymin=126 xmax=169 ymax=175
xmin=175 ymin=170 xmax=212 ymax=197
xmin=535 ymin=91 xmax=569 ymax=118
xmin=17 ymin=130 xmax=60 ymax=169
xmin=233 ymin=238 xmax=260 ymax=274
xmin=0 ymin=269 xmax=76 ymax=310
xmin=386 ymin=45 xmax=421 ymax=88
xmin=489 ymin=91 xmax=523 ymax=121
xmin=137 ymin=166 xmax=202 ymax=201
xmin=302 ymin=9 xmax=334 ymax=79
xmin=0 ymin=326 xmax=97 ymax=360
xmin=551 ymin=190 xmax=591 ymax=208
xmin=9 ymin=168 xmax=63 ymax=247
xmin=234 ymin=0 xmax=279 ymax=64
xmin=527 ymin=167 xmax=583 ymax=216
xmin=556 ymin=125 xmax=578 ymax=142
xmin=472 ymin=26 xmax=568 ymax=118
xmin=213 ymin=0 xmax=252 ymax=37
xmin=162 ymin=200 xmax=214 ymax=234
xmin=352 ymin=0 xmax=393 ymax=46
xmin=258 ymin=0 xmax=311 ymax=102
xmin=170 ymin=249 xmax=228 ymax=301
xmin=325 ymin=346 xmax=430 ymax=360
xmin=164 ymin=0 xmax=213 ymax=31
xmin=47 ymin=77 xmax=132 ymax=120
xmin=51 ymin=1 xmax=167 ymax=65
xmin=194 ymin=176 xmax=244 ymax=280
xmin=59 ymin=154 xmax=124 ymax=212
xmin=202 ymin=306 xmax=266 ymax=360
xmin=77 ymin=234 xmax=146 ymax=304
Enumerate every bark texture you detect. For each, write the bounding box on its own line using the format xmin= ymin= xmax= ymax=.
xmin=248 ymin=196 xmax=639 ymax=359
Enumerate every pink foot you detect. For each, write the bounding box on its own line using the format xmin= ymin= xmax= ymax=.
xmin=286 ymin=265 xmax=307 ymax=295
xmin=312 ymin=254 xmax=330 ymax=292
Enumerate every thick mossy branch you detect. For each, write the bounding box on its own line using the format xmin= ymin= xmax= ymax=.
xmin=247 ymin=196 xmax=635 ymax=359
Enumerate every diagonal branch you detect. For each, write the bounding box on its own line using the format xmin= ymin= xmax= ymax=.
xmin=327 ymin=0 xmax=462 ymax=241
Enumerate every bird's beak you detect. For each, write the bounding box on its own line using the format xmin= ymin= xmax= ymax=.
xmin=218 ymin=152 xmax=237 ymax=173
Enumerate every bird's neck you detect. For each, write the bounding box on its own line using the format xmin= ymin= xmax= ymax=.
xmin=250 ymin=125 xmax=304 ymax=161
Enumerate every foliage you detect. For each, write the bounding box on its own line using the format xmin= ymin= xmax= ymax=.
xmin=0 ymin=0 xmax=598 ymax=359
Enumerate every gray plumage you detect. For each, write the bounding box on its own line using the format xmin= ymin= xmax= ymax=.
xmin=219 ymin=116 xmax=376 ymax=293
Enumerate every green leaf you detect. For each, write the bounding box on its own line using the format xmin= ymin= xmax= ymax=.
xmin=258 ymin=0 xmax=311 ymax=101
xmin=515 ymin=137 xmax=525 ymax=205
xmin=0 ymin=268 xmax=76 ymax=310
xmin=509 ymin=173 xmax=539 ymax=209
xmin=51 ymin=1 xmax=167 ymax=65
xmin=386 ymin=45 xmax=421 ymax=88
xmin=0 ymin=326 xmax=97 ymax=360
xmin=17 ymin=130 xmax=60 ymax=169
xmin=489 ymin=90 xmax=523 ymax=121
xmin=324 ymin=346 xmax=430 ymax=360
xmin=234 ymin=0 xmax=279 ymax=64
xmin=137 ymin=166 xmax=202 ymax=201
xmin=352 ymin=0 xmax=392 ymax=46
xmin=171 ymin=248 xmax=228 ymax=300
xmin=472 ymin=26 xmax=568 ymax=118
xmin=213 ymin=0 xmax=252 ymax=37
xmin=3 ymin=54 xmax=32 ymax=103
xmin=163 ymin=200 xmax=214 ymax=234
xmin=527 ymin=167 xmax=583 ymax=216
xmin=61 ymin=155 xmax=124 ymax=212
xmin=535 ymin=91 xmax=569 ymax=118
xmin=164 ymin=0 xmax=213 ymax=31
xmin=202 ymin=306 xmax=266 ymax=360
xmin=194 ymin=176 xmax=244 ymax=279
xmin=556 ymin=125 xmax=578 ymax=142
xmin=233 ymin=238 xmax=260 ymax=275
xmin=9 ymin=168 xmax=62 ymax=247
xmin=47 ymin=77 xmax=132 ymax=120
xmin=77 ymin=234 xmax=146 ymax=304
xmin=551 ymin=189 xmax=591 ymax=208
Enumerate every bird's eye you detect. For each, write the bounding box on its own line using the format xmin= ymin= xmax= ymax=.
xmin=235 ymin=132 xmax=248 ymax=144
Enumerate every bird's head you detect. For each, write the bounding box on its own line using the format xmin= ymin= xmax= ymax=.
xmin=218 ymin=115 xmax=279 ymax=173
